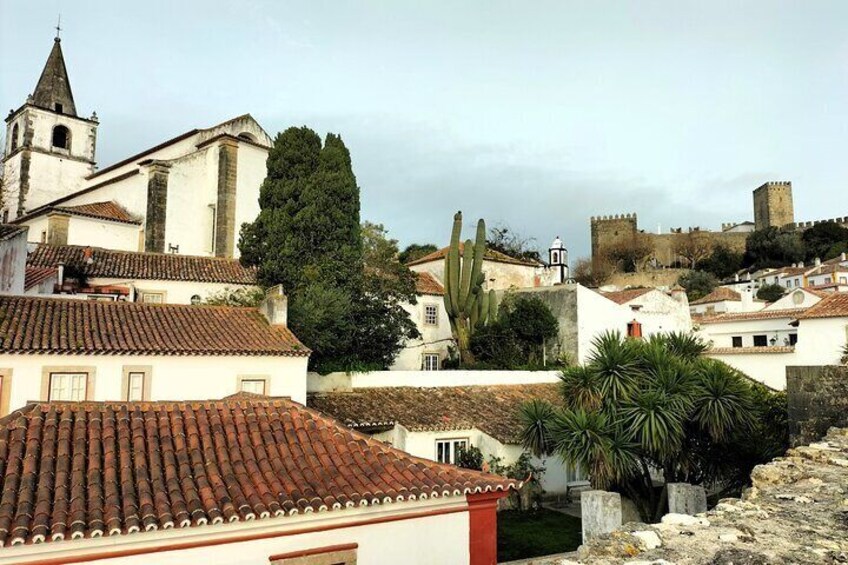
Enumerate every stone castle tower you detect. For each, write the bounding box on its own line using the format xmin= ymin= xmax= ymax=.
xmin=590 ymin=213 xmax=638 ymax=259
xmin=753 ymin=181 xmax=795 ymax=231
xmin=2 ymin=35 xmax=98 ymax=221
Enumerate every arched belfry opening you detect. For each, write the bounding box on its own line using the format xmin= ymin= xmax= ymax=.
xmin=52 ymin=125 xmax=70 ymax=150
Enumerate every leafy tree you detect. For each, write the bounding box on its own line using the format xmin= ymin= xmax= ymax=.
xmin=572 ymin=256 xmax=614 ymax=287
xmin=606 ymin=233 xmax=654 ymax=273
xmin=520 ymin=332 xmax=787 ymax=521
xmin=488 ymin=224 xmax=541 ymax=263
xmin=470 ymin=295 xmax=558 ymax=368
xmin=699 ymin=245 xmax=744 ymax=280
xmin=756 ymin=283 xmax=785 ymax=303
xmin=204 ymin=286 xmax=265 ymax=307
xmin=801 ymin=221 xmax=848 ymax=262
xmin=456 ymin=445 xmax=484 ymax=471
xmin=678 ymin=270 xmax=718 ymax=301
xmin=744 ymin=227 xmax=805 ymax=269
xmin=398 ymin=243 xmax=438 ymax=264
xmin=673 ymin=231 xmax=713 ymax=269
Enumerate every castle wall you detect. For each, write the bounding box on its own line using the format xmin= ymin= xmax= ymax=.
xmin=753 ymin=181 xmax=794 ymax=230
xmin=648 ymin=230 xmax=748 ymax=267
xmin=590 ymin=214 xmax=637 ymax=259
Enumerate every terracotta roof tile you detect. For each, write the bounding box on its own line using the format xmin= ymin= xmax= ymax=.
xmin=23 ymin=266 xmax=56 ymax=290
xmin=796 ymin=292 xmax=848 ymax=319
xmin=406 ymin=244 xmax=542 ymax=268
xmin=52 ymin=201 xmax=141 ymax=224
xmin=308 ymin=384 xmax=561 ymax=444
xmin=415 ymin=272 xmax=444 ymax=296
xmin=690 ymin=287 xmax=742 ymax=305
xmin=0 ymin=397 xmax=515 ymax=546
xmin=0 ymin=225 xmax=27 ymax=242
xmin=28 ymin=244 xmax=257 ymax=285
xmin=0 ymin=295 xmax=307 ymax=356
xmin=599 ymin=288 xmax=653 ymax=305
xmin=696 ymin=307 xmax=808 ymax=324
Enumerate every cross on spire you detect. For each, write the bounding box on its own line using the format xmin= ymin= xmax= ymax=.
xmin=55 ymin=14 xmax=62 ymax=39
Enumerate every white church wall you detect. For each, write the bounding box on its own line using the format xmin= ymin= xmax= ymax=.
xmin=64 ymin=217 xmax=140 ymax=250
xmin=0 ymin=352 xmax=308 ymax=415
xmin=163 ymin=144 xmax=216 ymax=255
xmin=233 ymin=142 xmax=269 ymax=258
xmin=20 ymin=150 xmax=90 ymax=213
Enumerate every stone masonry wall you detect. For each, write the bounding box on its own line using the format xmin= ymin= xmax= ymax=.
xmin=530 ymin=427 xmax=848 ymax=564
xmin=787 ymin=365 xmax=848 ymax=448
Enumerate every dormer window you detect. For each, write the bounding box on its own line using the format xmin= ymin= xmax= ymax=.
xmin=52 ymin=125 xmax=70 ymax=150
xmin=55 ymin=103 xmax=64 ymax=114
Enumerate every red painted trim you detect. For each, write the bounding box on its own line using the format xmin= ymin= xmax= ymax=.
xmin=17 ymin=505 xmax=466 ymax=565
xmin=268 ymin=542 xmax=358 ymax=561
xmin=467 ymin=491 xmax=509 ymax=565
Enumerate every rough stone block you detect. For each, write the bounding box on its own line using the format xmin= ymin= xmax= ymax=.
xmin=667 ymin=483 xmax=707 ymax=515
xmin=581 ymin=490 xmax=622 ymax=542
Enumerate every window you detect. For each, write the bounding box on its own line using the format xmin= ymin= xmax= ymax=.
xmin=840 ymin=277 xmax=847 ymax=284
xmin=51 ymin=125 xmax=70 ymax=150
xmin=237 ymin=375 xmax=270 ymax=395
xmin=423 ymin=353 xmax=440 ymax=371
xmin=54 ymin=102 xmax=64 ymax=113
xmin=705 ymin=306 xmax=716 ymax=315
xmin=423 ymin=304 xmax=438 ymax=326
xmin=139 ymin=291 xmax=165 ymax=304
xmin=10 ymin=123 xmax=19 ymax=151
xmin=789 ymin=334 xmax=798 ymax=346
xmin=269 ymin=544 xmax=358 ymax=565
xmin=49 ymin=373 xmax=87 ymax=401
xmin=1 ymin=210 xmax=8 ymax=223
xmin=190 ymin=294 xmax=201 ymax=305
xmin=122 ymin=367 xmax=151 ymax=401
xmin=127 ymin=372 xmax=144 ymax=401
xmin=436 ymin=438 xmax=468 ymax=464
xmin=732 ymin=336 xmax=743 ymax=348
xmin=753 ymin=335 xmax=768 ymax=347
xmin=40 ymin=230 xmax=47 ymax=243
xmin=0 ymin=369 xmax=11 ymax=416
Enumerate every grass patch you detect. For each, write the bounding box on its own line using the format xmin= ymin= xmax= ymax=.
xmin=497 ymin=508 xmax=582 ymax=562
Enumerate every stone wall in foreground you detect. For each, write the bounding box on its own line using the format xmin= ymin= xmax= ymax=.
xmin=787 ymin=365 xmax=848 ymax=447
xmin=537 ymin=427 xmax=848 ymax=564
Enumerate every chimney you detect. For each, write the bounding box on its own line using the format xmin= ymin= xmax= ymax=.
xmin=841 ymin=252 xmax=847 ymax=262
xmin=259 ymin=284 xmax=288 ymax=326
xmin=799 ymin=261 xmax=804 ymax=268
xmin=814 ymin=257 xmax=821 ymax=267
xmin=83 ymin=246 xmax=94 ymax=264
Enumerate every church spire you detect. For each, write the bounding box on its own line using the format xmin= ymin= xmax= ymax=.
xmin=31 ymin=32 xmax=77 ymax=116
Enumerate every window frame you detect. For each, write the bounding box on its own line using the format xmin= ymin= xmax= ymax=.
xmin=731 ymin=336 xmax=743 ymax=348
xmin=51 ymin=124 xmax=71 ymax=151
xmin=269 ymin=543 xmax=358 ymax=565
xmin=423 ymin=303 xmax=439 ymax=326
xmin=788 ymin=333 xmax=798 ymax=346
xmin=435 ymin=437 xmax=469 ymax=465
xmin=422 ymin=353 xmax=440 ymax=371
xmin=45 ymin=371 xmax=91 ymax=402
xmin=752 ymin=335 xmax=768 ymax=347
xmin=139 ymin=290 xmax=167 ymax=304
xmin=0 ymin=369 xmax=12 ymax=417
xmin=121 ymin=365 xmax=152 ymax=401
xmin=237 ymin=375 xmax=271 ymax=395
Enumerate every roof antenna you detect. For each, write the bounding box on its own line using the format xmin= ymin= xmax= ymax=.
xmin=55 ymin=14 xmax=62 ymax=40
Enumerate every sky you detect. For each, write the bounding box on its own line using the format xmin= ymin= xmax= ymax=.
xmin=1 ymin=1 xmax=846 ymax=258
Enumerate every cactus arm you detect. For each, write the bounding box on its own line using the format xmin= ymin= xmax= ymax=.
xmin=443 ymin=255 xmax=454 ymax=317
xmin=459 ymin=239 xmax=474 ymax=311
xmin=488 ymin=289 xmax=498 ymax=321
xmin=470 ymin=219 xmax=486 ymax=292
xmin=477 ymin=291 xmax=490 ymax=328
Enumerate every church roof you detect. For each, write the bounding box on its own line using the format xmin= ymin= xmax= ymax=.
xmin=51 ymin=201 xmax=141 ymax=225
xmin=32 ymin=38 xmax=77 ymax=116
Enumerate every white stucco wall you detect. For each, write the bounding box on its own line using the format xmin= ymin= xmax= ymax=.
xmin=64 ymin=216 xmax=140 ymax=250
xmin=705 ymin=350 xmax=796 ymax=390
xmin=233 ymin=142 xmax=269 ymax=258
xmin=575 ymin=285 xmax=630 ymax=363
xmin=0 ymin=353 xmax=308 ymax=415
xmin=697 ymin=317 xmax=798 ymax=349
xmin=624 ymin=290 xmax=692 ymax=335
xmin=0 ymin=227 xmax=27 ymax=295
xmin=75 ymin=278 xmax=256 ymax=305
xmin=0 ymin=496 xmax=470 ymax=565
xmin=390 ymin=296 xmax=453 ymax=371
xmin=793 ymin=317 xmax=848 ymax=366
xmin=410 ymin=258 xmax=539 ymax=292
xmin=308 ymin=370 xmax=560 ymax=393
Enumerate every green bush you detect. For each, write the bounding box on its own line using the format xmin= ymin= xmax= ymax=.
xmin=756 ymin=283 xmax=786 ymax=303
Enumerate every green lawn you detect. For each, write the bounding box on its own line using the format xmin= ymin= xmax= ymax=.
xmin=497 ymin=508 xmax=582 ymax=562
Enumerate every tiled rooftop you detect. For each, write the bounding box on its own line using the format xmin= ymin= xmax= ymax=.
xmin=796 ymin=292 xmax=848 ymax=319
xmin=52 ymin=201 xmax=141 ymax=225
xmin=27 ymin=244 xmax=258 ymax=285
xmin=0 ymin=295 xmax=307 ymax=356
xmin=405 ymin=244 xmax=542 ymax=267
xmin=697 ymin=307 xmax=808 ymax=324
xmin=0 ymin=396 xmax=515 ymax=546
xmin=690 ymin=287 xmax=742 ymax=305
xmin=22 ymin=266 xmax=56 ymax=291
xmin=415 ymin=272 xmax=445 ymax=295
xmin=708 ymin=346 xmax=795 ymax=355
xmin=599 ymin=288 xmax=653 ymax=305
xmin=0 ymin=225 xmax=27 ymax=242
xmin=309 ymin=383 xmax=561 ymax=444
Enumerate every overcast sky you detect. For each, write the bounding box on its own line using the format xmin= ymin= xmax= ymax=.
xmin=1 ymin=1 xmax=846 ymax=258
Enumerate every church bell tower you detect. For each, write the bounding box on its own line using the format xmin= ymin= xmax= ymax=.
xmin=549 ymin=236 xmax=568 ymax=284
xmin=2 ymin=31 xmax=98 ymax=221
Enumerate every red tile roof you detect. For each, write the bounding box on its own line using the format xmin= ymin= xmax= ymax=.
xmin=415 ymin=272 xmax=445 ymax=295
xmin=0 ymin=295 xmax=308 ymax=356
xmin=52 ymin=201 xmax=141 ymax=225
xmin=406 ymin=244 xmax=542 ymax=268
xmin=27 ymin=244 xmax=258 ymax=285
xmin=0 ymin=225 xmax=27 ymax=242
xmin=709 ymin=346 xmax=795 ymax=355
xmin=309 ymin=384 xmax=561 ymax=444
xmin=690 ymin=287 xmax=742 ymax=305
xmin=697 ymin=307 xmax=808 ymax=324
xmin=23 ymin=266 xmax=56 ymax=291
xmin=599 ymin=288 xmax=653 ymax=305
xmin=0 ymin=396 xmax=515 ymax=546
xmin=796 ymin=292 xmax=848 ymax=319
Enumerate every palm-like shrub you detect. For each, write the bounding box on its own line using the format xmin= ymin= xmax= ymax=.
xmin=520 ymin=331 xmax=786 ymax=521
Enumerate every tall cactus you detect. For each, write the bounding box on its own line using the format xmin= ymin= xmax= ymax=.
xmin=443 ymin=211 xmax=497 ymax=365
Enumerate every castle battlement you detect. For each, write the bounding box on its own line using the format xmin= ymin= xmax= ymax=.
xmin=754 ymin=180 xmax=792 ymax=191
xmin=590 ymin=213 xmax=638 ymax=222
xmin=792 ymin=217 xmax=848 ymax=229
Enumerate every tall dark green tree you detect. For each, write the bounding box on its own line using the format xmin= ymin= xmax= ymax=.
xmin=743 ymin=227 xmax=805 ymax=269
xmin=801 ymin=221 xmax=848 ymax=262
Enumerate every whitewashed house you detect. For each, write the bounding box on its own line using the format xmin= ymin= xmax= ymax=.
xmin=406 ymin=245 xmax=545 ymax=291
xmin=599 ymin=287 xmax=692 ymax=336
xmin=0 ymin=287 xmax=308 ymax=416
xmin=0 ymin=394 xmax=515 ymax=565
xmin=689 ymin=286 xmax=765 ymax=316
xmin=309 ymin=374 xmax=586 ymax=496
xmin=391 ymin=272 xmax=454 ymax=371
xmin=24 ymin=243 xmax=258 ymax=304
